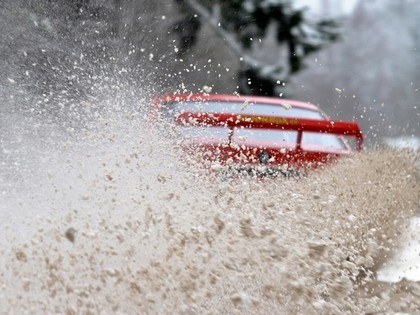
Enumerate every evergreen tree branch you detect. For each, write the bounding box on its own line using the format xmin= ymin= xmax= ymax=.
xmin=182 ymin=0 xmax=263 ymax=69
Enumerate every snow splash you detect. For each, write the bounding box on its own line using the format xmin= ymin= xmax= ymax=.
xmin=1 ymin=96 xmax=419 ymax=314
xmin=1 ymin=1 xmax=419 ymax=314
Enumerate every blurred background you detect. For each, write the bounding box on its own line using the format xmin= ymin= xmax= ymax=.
xmin=1 ymin=0 xmax=419 ymax=147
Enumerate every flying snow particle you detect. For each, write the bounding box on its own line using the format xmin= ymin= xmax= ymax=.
xmin=202 ymin=85 xmax=212 ymax=93
xmin=240 ymin=100 xmax=249 ymax=111
xmin=281 ymin=102 xmax=291 ymax=110
xmin=65 ymin=228 xmax=77 ymax=243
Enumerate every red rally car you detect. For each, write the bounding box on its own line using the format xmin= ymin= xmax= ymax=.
xmin=153 ymin=93 xmax=363 ymax=176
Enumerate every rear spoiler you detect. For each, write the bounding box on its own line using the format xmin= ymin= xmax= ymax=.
xmin=175 ymin=112 xmax=363 ymax=151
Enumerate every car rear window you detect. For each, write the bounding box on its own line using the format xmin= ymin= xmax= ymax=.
xmin=160 ymin=101 xmax=325 ymax=119
xmin=178 ymin=126 xmax=230 ymax=143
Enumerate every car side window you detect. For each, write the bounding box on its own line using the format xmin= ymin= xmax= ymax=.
xmin=301 ymin=132 xmax=345 ymax=150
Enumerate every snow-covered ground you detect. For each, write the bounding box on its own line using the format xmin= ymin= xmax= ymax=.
xmin=377 ymin=136 xmax=420 ymax=282
xmin=383 ymin=136 xmax=420 ymax=151
xmin=378 ymin=217 xmax=420 ymax=282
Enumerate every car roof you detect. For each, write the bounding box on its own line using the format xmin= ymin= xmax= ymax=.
xmin=157 ymin=93 xmax=321 ymax=112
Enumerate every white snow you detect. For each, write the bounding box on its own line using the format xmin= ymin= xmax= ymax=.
xmin=378 ymin=217 xmax=420 ymax=282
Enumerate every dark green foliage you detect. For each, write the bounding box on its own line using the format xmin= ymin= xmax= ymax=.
xmin=173 ymin=0 xmax=341 ymax=96
xmin=172 ymin=16 xmax=202 ymax=56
